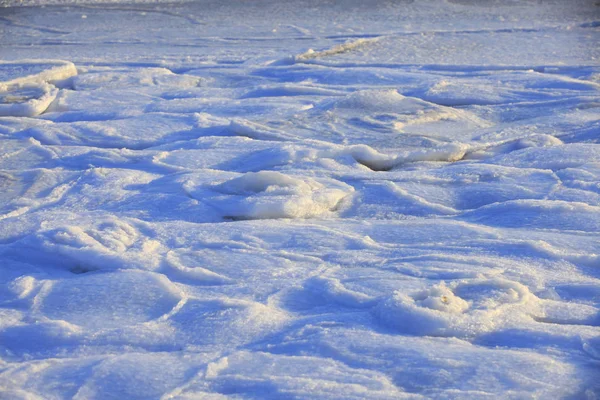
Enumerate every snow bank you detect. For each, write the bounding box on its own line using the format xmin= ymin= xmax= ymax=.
xmin=170 ymin=298 xmax=289 ymax=348
xmin=490 ymin=143 xmax=600 ymax=171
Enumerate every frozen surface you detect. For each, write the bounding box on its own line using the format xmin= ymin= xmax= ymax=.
xmin=0 ymin=60 xmax=77 ymax=117
xmin=1 ymin=0 xmax=600 ymax=398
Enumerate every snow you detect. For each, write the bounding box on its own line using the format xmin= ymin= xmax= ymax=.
xmin=204 ymin=171 xmax=353 ymax=220
xmin=0 ymin=60 xmax=77 ymax=117
xmin=1 ymin=0 xmax=600 ymax=398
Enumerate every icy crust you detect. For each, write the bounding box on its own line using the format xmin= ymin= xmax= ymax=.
xmin=315 ymin=89 xmax=491 ymax=143
xmin=413 ymin=71 xmax=600 ymax=106
xmin=72 ymin=67 xmax=201 ymax=91
xmin=294 ymin=37 xmax=383 ymax=63
xmin=0 ymin=60 xmax=77 ymax=117
xmin=460 ymin=200 xmax=600 ymax=231
xmin=39 ymin=270 xmax=183 ymax=330
xmin=207 ymin=171 xmax=354 ymax=220
xmin=0 ymin=60 xmax=77 ymax=87
xmin=251 ymin=328 xmax=582 ymax=399
xmin=0 ymin=84 xmax=59 ymax=118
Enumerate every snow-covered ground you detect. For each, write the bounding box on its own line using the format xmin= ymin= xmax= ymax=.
xmin=1 ymin=0 xmax=599 ymax=398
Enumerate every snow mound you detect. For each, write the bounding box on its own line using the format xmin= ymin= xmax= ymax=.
xmin=329 ymin=89 xmax=429 ymax=113
xmin=386 ymin=163 xmax=559 ymax=212
xmin=19 ymin=113 xmax=204 ymax=148
xmin=14 ymin=216 xmax=164 ymax=272
xmin=375 ymin=278 xmax=540 ymax=337
xmin=0 ymin=60 xmax=77 ymax=117
xmin=208 ymin=171 xmax=354 ymax=220
xmin=415 ymin=71 xmax=600 ymax=106
xmin=170 ymin=298 xmax=289 ymax=348
xmin=467 ymin=134 xmax=564 ymax=160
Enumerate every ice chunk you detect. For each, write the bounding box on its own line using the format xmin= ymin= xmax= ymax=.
xmin=0 ymin=83 xmax=58 ymax=117
xmin=0 ymin=60 xmax=77 ymax=117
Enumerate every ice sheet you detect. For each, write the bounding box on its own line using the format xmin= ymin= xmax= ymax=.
xmin=1 ymin=0 xmax=599 ymax=398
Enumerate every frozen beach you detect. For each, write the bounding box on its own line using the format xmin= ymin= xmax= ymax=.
xmin=1 ymin=0 xmax=599 ymax=398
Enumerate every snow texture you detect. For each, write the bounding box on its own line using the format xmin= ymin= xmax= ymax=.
xmin=1 ymin=0 xmax=599 ymax=399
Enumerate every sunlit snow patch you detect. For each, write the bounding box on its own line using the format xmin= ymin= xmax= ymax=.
xmin=208 ymin=171 xmax=354 ymax=220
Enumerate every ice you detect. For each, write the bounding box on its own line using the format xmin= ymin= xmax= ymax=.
xmin=0 ymin=60 xmax=77 ymax=87
xmin=72 ymin=67 xmax=201 ymax=91
xmin=1 ymin=0 xmax=600 ymax=398
xmin=0 ymin=60 xmax=77 ymax=117
xmin=0 ymin=83 xmax=59 ymax=118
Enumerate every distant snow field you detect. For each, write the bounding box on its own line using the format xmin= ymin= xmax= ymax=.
xmin=1 ymin=0 xmax=599 ymax=398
